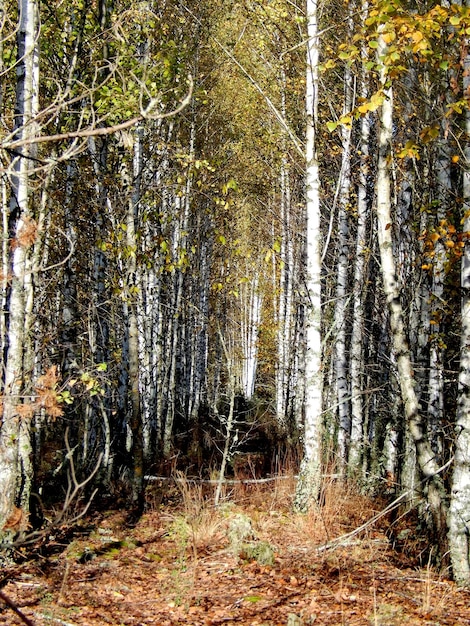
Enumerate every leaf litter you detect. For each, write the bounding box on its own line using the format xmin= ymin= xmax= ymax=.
xmin=1 ymin=478 xmax=470 ymax=625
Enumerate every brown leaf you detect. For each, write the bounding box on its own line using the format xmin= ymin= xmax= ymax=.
xmin=11 ymin=216 xmax=38 ymax=250
xmin=2 ymin=506 xmax=30 ymax=532
xmin=15 ymin=403 xmax=36 ymax=419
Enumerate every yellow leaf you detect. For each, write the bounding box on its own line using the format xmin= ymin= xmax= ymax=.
xmin=382 ymin=30 xmax=396 ymax=44
xmin=338 ymin=114 xmax=352 ymax=129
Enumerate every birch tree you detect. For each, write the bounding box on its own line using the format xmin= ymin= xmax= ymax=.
xmin=334 ymin=39 xmax=354 ymax=472
xmin=349 ymin=1 xmax=371 ymax=474
xmin=448 ymin=0 xmax=470 ymax=587
xmin=375 ymin=22 xmax=448 ymax=541
xmin=0 ymin=0 xmax=39 ymax=530
xmin=294 ymin=0 xmax=323 ymax=510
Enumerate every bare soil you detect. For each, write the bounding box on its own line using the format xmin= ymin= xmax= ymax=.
xmin=1 ymin=478 xmax=470 ymax=626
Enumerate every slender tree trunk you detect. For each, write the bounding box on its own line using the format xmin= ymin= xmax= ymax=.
xmin=241 ymin=276 xmax=261 ymax=399
xmin=0 ymin=0 xmax=39 ymax=530
xmin=335 ymin=54 xmax=353 ymax=472
xmin=87 ymin=135 xmax=110 ymax=465
xmin=276 ymin=68 xmax=295 ymax=424
xmin=427 ymin=127 xmax=451 ymax=461
xmin=294 ymin=0 xmax=323 ymax=511
xmin=349 ymin=16 xmax=370 ymax=473
xmin=127 ymin=127 xmax=144 ymax=506
xmin=190 ymin=227 xmax=211 ymax=422
xmin=448 ymin=6 xmax=470 ymax=585
xmin=214 ymin=331 xmax=236 ymax=507
xmin=162 ymin=191 xmax=189 ymax=457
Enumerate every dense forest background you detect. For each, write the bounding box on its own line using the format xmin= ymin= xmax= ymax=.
xmin=2 ymin=0 xmax=470 ymax=586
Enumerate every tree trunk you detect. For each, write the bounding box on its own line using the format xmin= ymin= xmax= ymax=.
xmin=294 ymin=0 xmax=323 ymax=511
xmin=335 ymin=51 xmax=353 ymax=472
xmin=349 ymin=11 xmax=371 ymax=473
xmin=375 ymin=30 xmax=447 ymax=543
xmin=448 ymin=7 xmax=470 ymax=585
xmin=0 ymin=0 xmax=39 ymax=531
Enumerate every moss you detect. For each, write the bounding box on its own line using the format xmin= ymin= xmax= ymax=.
xmin=239 ymin=540 xmax=275 ymax=566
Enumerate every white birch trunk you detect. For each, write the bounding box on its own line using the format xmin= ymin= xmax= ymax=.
xmin=127 ymin=127 xmax=143 ymax=504
xmin=0 ymin=0 xmax=39 ymax=529
xmin=427 ymin=132 xmax=450 ymax=460
xmin=276 ymin=70 xmax=295 ymax=423
xmin=190 ymin=230 xmax=211 ymax=422
xmin=448 ymin=10 xmax=470 ymax=585
xmin=335 ymin=55 xmax=353 ymax=471
xmin=240 ymin=276 xmax=261 ymax=400
xmin=294 ymin=0 xmax=323 ymax=510
xmin=349 ymin=18 xmax=370 ymax=471
xmin=395 ymin=63 xmax=429 ymax=495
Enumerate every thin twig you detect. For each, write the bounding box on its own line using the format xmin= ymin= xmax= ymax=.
xmin=5 ymin=431 xmax=103 ymax=549
xmin=2 ymin=77 xmax=193 ymax=151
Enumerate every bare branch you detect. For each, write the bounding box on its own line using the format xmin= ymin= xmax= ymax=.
xmin=4 ymin=430 xmax=103 ymax=550
xmin=1 ymin=76 xmax=193 ymax=153
xmin=55 ymin=428 xmax=103 ymax=526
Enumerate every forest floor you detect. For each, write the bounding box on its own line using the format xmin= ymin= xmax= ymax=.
xmin=1 ymin=475 xmax=470 ymax=626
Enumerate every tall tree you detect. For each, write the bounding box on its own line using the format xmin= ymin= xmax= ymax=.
xmin=375 ymin=18 xmax=448 ymax=544
xmin=448 ymin=0 xmax=470 ymax=587
xmin=0 ymin=0 xmax=39 ymax=530
xmin=294 ymin=0 xmax=324 ymax=511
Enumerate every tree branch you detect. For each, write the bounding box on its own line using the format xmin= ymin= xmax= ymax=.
xmin=1 ymin=76 xmax=193 ymax=152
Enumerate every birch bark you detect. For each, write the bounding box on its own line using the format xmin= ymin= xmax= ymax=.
xmin=375 ymin=30 xmax=447 ymax=540
xmin=349 ymin=9 xmax=370 ymax=472
xmin=126 ymin=127 xmax=144 ymax=506
xmin=0 ymin=0 xmax=39 ymax=529
xmin=448 ymin=6 xmax=470 ymax=584
xmin=335 ymin=55 xmax=353 ymax=472
xmin=294 ymin=0 xmax=323 ymax=510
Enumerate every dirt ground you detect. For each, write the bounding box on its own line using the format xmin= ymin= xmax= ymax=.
xmin=1 ymin=478 xmax=470 ymax=626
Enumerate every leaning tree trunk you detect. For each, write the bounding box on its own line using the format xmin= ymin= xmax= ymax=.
xmin=375 ymin=30 xmax=448 ymax=544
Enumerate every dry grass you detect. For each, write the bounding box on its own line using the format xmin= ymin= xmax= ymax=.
xmin=167 ymin=470 xmax=382 ymax=563
xmin=229 ymin=472 xmax=298 ymax=511
xmin=171 ymin=471 xmax=225 ymax=555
